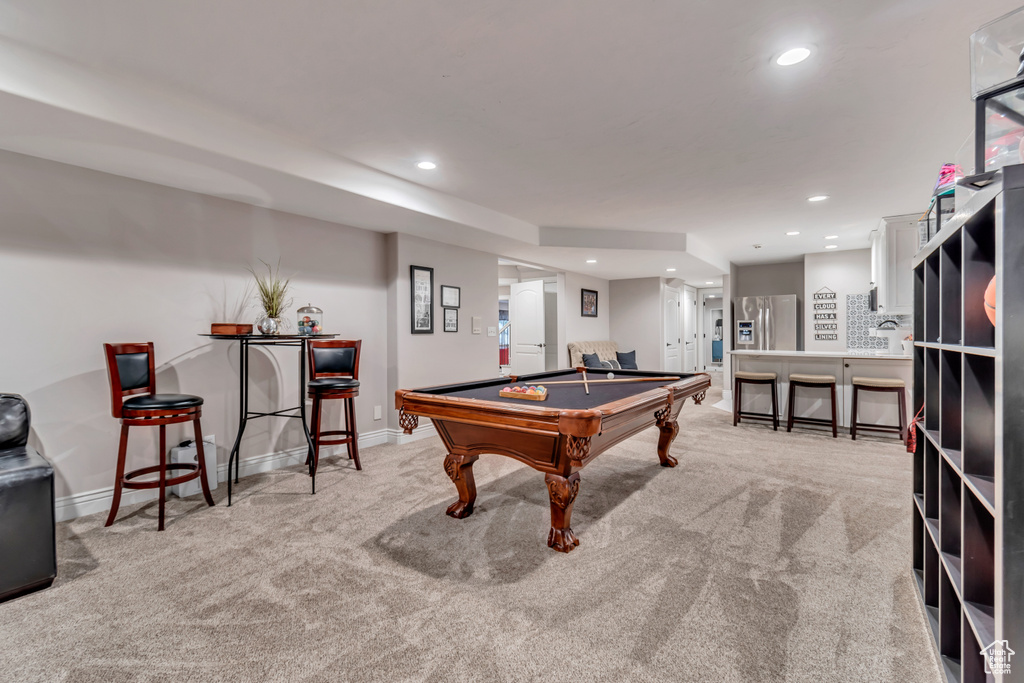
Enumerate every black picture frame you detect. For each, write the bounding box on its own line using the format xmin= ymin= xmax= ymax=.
xmin=440 ymin=285 xmax=461 ymax=308
xmin=410 ymin=265 xmax=433 ymax=334
xmin=581 ymin=289 xmax=598 ymax=317
xmin=443 ymin=307 xmax=458 ymax=332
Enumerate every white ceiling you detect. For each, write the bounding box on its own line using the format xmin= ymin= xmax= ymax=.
xmin=0 ymin=0 xmax=1017 ymax=279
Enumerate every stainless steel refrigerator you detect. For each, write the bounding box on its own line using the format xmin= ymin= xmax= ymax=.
xmin=733 ymin=295 xmax=800 ymax=351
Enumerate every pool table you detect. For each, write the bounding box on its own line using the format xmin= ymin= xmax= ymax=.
xmin=395 ymin=368 xmax=710 ymax=552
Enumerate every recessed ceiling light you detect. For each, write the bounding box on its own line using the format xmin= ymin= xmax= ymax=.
xmin=786 ymin=231 xmax=800 ymax=236
xmin=705 ymin=281 xmax=714 ymax=285
xmin=825 ymin=235 xmax=839 ymax=240
xmin=417 ymin=161 xmax=437 ymax=170
xmin=825 ymin=245 xmax=838 ymax=249
xmin=776 ymin=47 xmax=811 ymax=66
xmin=666 ymin=268 xmax=676 ymax=272
xmin=807 ymin=195 xmax=829 ymax=202
xmin=586 ymin=259 xmax=597 ymax=264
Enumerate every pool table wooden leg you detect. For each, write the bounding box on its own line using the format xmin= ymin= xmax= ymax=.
xmin=545 ymin=472 xmax=581 ymax=553
xmin=655 ymin=406 xmax=680 ymax=467
xmin=443 ymin=452 xmax=479 ymax=519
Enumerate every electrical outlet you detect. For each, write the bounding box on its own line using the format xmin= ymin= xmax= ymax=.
xmin=487 ymin=326 xmax=497 ymax=337
xmin=373 ymin=405 xmax=382 ymax=420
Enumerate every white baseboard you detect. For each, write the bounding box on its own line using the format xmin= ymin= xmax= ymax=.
xmin=54 ymin=428 xmax=390 ymax=523
xmin=386 ymin=420 xmax=437 ymax=445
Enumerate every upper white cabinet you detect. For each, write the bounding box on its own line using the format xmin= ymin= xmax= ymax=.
xmin=870 ymin=215 xmax=920 ymax=315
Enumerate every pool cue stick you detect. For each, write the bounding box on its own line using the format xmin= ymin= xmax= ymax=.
xmin=535 ymin=377 xmax=680 ymax=386
xmin=582 ymin=369 xmax=590 ymax=395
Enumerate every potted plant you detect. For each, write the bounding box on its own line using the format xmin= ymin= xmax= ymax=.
xmin=249 ymin=259 xmax=291 ymax=335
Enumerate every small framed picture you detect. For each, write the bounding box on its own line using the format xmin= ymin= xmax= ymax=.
xmin=581 ymin=289 xmax=598 ymax=317
xmin=411 ymin=265 xmax=433 ymax=334
xmin=441 ymin=285 xmax=461 ymax=308
xmin=443 ymin=307 xmax=458 ymax=332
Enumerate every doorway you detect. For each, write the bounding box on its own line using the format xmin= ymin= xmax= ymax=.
xmin=663 ymin=286 xmax=681 ymax=372
xmin=683 ymin=286 xmax=697 ymax=372
xmin=700 ymin=289 xmax=724 ymax=371
xmin=499 ymin=260 xmax=560 ymax=375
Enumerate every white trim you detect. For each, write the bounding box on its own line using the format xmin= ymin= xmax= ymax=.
xmin=53 ymin=428 xmax=390 ymax=523
xmin=387 ymin=420 xmax=437 ymax=445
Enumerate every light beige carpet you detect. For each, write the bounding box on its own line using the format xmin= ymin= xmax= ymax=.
xmin=1 ymin=376 xmax=941 ymax=682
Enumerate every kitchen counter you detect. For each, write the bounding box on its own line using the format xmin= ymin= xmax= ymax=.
xmin=730 ymin=349 xmax=912 ymax=360
xmin=729 ymin=350 xmax=913 ymax=431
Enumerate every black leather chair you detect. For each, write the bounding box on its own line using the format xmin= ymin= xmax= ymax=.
xmin=103 ymin=343 xmax=215 ymax=530
xmin=0 ymin=394 xmax=56 ymax=603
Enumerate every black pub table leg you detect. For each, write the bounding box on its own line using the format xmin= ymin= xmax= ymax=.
xmin=299 ymin=339 xmax=317 ymax=494
xmin=226 ymin=339 xmax=250 ymax=506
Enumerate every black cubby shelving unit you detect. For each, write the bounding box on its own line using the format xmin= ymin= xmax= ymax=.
xmin=912 ymin=164 xmax=1024 ymax=682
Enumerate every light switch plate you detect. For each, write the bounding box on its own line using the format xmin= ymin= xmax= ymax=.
xmin=487 ymin=326 xmax=496 ymax=337
xmin=472 ymin=316 xmax=482 ymax=334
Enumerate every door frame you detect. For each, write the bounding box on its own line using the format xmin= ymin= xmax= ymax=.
xmin=662 ymin=285 xmax=681 ymax=372
xmin=698 ymin=288 xmax=724 ymax=371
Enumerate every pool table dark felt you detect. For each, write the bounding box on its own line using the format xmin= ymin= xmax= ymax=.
xmin=395 ymin=368 xmax=711 ymax=553
xmin=420 ymin=369 xmax=685 ymax=410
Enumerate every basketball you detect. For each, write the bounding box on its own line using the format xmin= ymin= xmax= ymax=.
xmin=984 ymin=276 xmax=996 ymax=326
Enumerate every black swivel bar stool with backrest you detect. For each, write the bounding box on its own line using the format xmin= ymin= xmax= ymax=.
xmin=307 ymin=340 xmax=362 ymax=489
xmin=103 ymin=343 xmax=215 ymax=530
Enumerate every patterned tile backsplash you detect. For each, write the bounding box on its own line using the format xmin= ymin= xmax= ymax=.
xmin=846 ymin=294 xmax=912 ymax=349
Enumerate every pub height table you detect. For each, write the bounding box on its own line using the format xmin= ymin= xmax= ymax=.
xmin=199 ymin=333 xmax=337 ymax=505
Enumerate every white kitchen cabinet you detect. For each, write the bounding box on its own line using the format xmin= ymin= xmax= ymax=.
xmin=870 ymin=215 xmax=920 ymax=315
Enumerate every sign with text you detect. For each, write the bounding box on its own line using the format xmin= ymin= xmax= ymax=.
xmin=813 ymin=287 xmax=839 ymax=341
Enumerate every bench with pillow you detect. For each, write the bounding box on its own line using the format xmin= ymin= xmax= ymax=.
xmin=566 ymin=341 xmax=639 ymax=370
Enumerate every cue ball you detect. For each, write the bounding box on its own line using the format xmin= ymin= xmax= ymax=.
xmin=607 ymin=372 xmax=614 ymax=380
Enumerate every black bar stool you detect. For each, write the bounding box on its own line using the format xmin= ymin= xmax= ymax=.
xmin=307 ymin=340 xmax=362 ymax=488
xmin=851 ymin=377 xmax=907 ymax=444
xmin=733 ymin=371 xmax=779 ymax=430
xmin=786 ymin=374 xmax=838 ymax=438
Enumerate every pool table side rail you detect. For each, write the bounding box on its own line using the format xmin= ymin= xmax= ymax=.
xmin=395 ymin=373 xmax=710 ymax=440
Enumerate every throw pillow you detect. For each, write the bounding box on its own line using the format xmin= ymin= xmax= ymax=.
xmin=582 ymin=352 xmax=605 ymax=369
xmin=616 ymin=350 xmax=638 ymax=369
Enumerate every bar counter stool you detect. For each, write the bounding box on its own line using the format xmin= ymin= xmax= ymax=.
xmin=307 ymin=340 xmax=362 ymax=490
xmin=733 ymin=371 xmax=779 ymax=431
xmin=103 ymin=343 xmax=214 ymax=531
xmin=850 ymin=376 xmax=907 ymax=444
xmin=786 ymin=374 xmax=838 ymax=438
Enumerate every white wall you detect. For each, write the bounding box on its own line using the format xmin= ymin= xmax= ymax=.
xmin=562 ymin=271 xmax=610 ymax=364
xmin=733 ymin=260 xmax=805 ymax=300
xmin=387 ymin=233 xmax=498 ymax=427
xmin=0 ymin=150 xmax=389 ymax=501
xmin=804 ymin=249 xmax=872 ymax=352
xmin=608 ymin=278 xmax=662 ymax=371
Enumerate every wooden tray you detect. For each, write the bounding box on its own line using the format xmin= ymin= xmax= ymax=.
xmin=499 ymin=389 xmax=548 ymax=401
xmin=211 ymin=323 xmax=253 ymax=335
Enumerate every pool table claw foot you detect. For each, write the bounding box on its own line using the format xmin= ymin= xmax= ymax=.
xmin=443 ymin=452 xmax=479 ymax=520
xmin=547 ymin=527 xmax=580 ymax=553
xmin=545 ymin=472 xmax=581 ymax=553
xmin=446 ymin=499 xmax=474 ymax=519
xmin=655 ymin=407 xmax=680 ymax=467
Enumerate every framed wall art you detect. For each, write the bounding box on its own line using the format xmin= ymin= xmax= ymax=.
xmin=411 ymin=265 xmax=434 ymax=334
xmin=443 ymin=307 xmax=458 ymax=332
xmin=441 ymin=285 xmax=461 ymax=308
xmin=581 ymin=289 xmax=598 ymax=317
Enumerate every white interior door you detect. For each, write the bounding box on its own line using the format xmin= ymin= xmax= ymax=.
xmin=683 ymin=287 xmax=697 ymax=371
xmin=664 ymin=287 xmax=681 ymax=372
xmin=510 ymin=280 xmax=546 ymax=375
